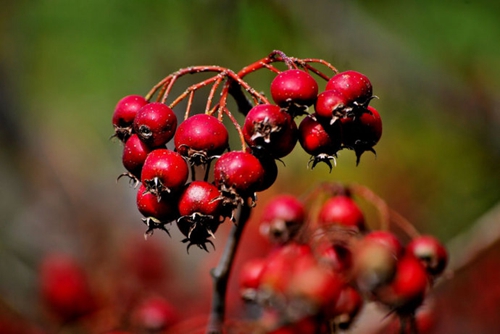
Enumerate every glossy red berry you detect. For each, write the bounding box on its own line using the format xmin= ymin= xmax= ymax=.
xmin=39 ymin=254 xmax=96 ymax=322
xmin=340 ymin=105 xmax=382 ymax=165
xmin=121 ymin=133 xmax=154 ymax=181
xmin=260 ymin=194 xmax=305 ymax=244
xmin=243 ymin=104 xmax=298 ymax=158
xmin=174 ymin=114 xmax=229 ymax=165
xmin=406 ymin=235 xmax=448 ymax=277
xmin=318 ymin=195 xmax=365 ymax=231
xmin=214 ymin=151 xmax=265 ymax=196
xmin=325 ymin=70 xmax=373 ymax=107
xmin=270 ymin=69 xmax=319 ymax=110
xmin=131 ymin=296 xmax=179 ymax=332
xmin=141 ymin=149 xmax=189 ymax=197
xmin=112 ymin=95 xmax=148 ymax=142
xmin=314 ymin=89 xmax=348 ymax=123
xmin=133 ymin=102 xmax=177 ymax=148
xmin=178 ymin=181 xmax=222 ymax=218
xmin=136 ymin=184 xmax=178 ymax=224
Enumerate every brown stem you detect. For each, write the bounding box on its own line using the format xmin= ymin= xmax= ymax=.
xmin=206 ymin=202 xmax=252 ymax=334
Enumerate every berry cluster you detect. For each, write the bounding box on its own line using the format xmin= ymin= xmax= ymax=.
xmin=111 ymin=51 xmax=382 ymax=250
xmin=239 ymin=183 xmax=448 ymax=333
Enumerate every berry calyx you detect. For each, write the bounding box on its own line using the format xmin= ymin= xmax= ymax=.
xmin=270 ymin=69 xmax=319 ymax=114
xmin=314 ymin=89 xmax=348 ymax=124
xmin=406 ymin=235 xmax=448 ymax=277
xmin=325 ymin=70 xmax=373 ymax=108
xmin=112 ymin=95 xmax=148 ymax=142
xmin=260 ymin=194 xmax=306 ymax=244
xmin=136 ymin=184 xmax=178 ymax=236
xmin=174 ymin=114 xmax=229 ymax=166
xmin=133 ymin=102 xmax=177 ymax=148
xmin=141 ymin=149 xmax=189 ymax=198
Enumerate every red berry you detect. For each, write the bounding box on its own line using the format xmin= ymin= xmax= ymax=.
xmin=406 ymin=235 xmax=448 ymax=277
xmin=133 ymin=102 xmax=177 ymax=147
xmin=213 ymin=151 xmax=265 ymax=196
xmin=131 ymin=296 xmax=179 ymax=332
xmin=141 ymin=149 xmax=189 ymax=197
xmin=317 ymin=242 xmax=353 ymax=275
xmin=243 ymin=104 xmax=298 ymax=158
xmin=136 ymin=184 xmax=178 ymax=223
xmin=121 ymin=133 xmax=154 ymax=180
xmin=39 ymin=254 xmax=96 ymax=322
xmin=239 ymin=258 xmax=266 ymax=301
xmin=174 ymin=114 xmax=229 ymax=165
xmin=298 ymin=114 xmax=342 ymax=171
xmin=326 ymin=285 xmax=363 ymax=330
xmin=270 ymin=69 xmax=319 ymax=110
xmin=340 ymin=105 xmax=382 ymax=165
xmin=314 ymin=89 xmax=348 ymax=123
xmin=325 ymin=70 xmax=372 ymax=107
xmin=364 ymin=230 xmax=404 ymax=259
xmin=260 ymin=194 xmax=305 ymax=244
xmin=318 ymin=195 xmax=365 ymax=231
xmin=112 ymin=95 xmax=147 ymax=142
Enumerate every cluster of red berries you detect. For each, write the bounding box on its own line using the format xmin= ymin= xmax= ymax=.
xmin=238 ymin=184 xmax=448 ymax=333
xmin=111 ymin=51 xmax=382 ymax=250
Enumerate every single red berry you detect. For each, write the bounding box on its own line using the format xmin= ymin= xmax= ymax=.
xmin=375 ymin=255 xmax=429 ymax=313
xmin=314 ymin=89 xmax=349 ymax=123
xmin=298 ymin=114 xmax=342 ymax=171
xmin=178 ymin=181 xmax=222 ymax=218
xmin=251 ymin=147 xmax=278 ymax=192
xmin=39 ymin=254 xmax=96 ymax=322
xmin=318 ymin=195 xmax=365 ymax=231
xmin=213 ymin=151 xmax=265 ymax=197
xmin=239 ymin=258 xmax=267 ymax=301
xmin=325 ymin=285 xmax=363 ymax=330
xmin=243 ymin=104 xmax=298 ymax=158
xmin=136 ymin=184 xmax=178 ymax=224
xmin=141 ymin=149 xmax=189 ymax=197
xmin=406 ymin=235 xmax=448 ymax=277
xmin=131 ymin=296 xmax=179 ymax=332
xmin=121 ymin=133 xmax=154 ymax=181
xmin=174 ymin=114 xmax=229 ymax=165
xmin=260 ymin=194 xmax=306 ymax=244
xmin=133 ymin=102 xmax=177 ymax=148
xmin=112 ymin=95 xmax=148 ymax=142
xmin=364 ymin=230 xmax=404 ymax=259
xmin=270 ymin=69 xmax=319 ymax=111
xmin=325 ymin=70 xmax=373 ymax=107
xmin=317 ymin=242 xmax=353 ymax=275
xmin=340 ymin=105 xmax=382 ymax=165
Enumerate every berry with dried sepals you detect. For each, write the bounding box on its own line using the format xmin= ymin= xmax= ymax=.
xmin=406 ymin=235 xmax=448 ymax=277
xmin=174 ymin=114 xmax=229 ymax=166
xmin=314 ymin=89 xmax=349 ymax=124
xmin=270 ymin=69 xmax=319 ymax=115
xmin=133 ymin=102 xmax=177 ymax=148
xmin=177 ymin=214 xmax=220 ymax=252
xmin=243 ymin=104 xmax=298 ymax=159
xmin=120 ymin=133 xmax=154 ymax=182
xmin=325 ymin=70 xmax=373 ymax=108
xmin=136 ymin=184 xmax=178 ymax=235
xmin=141 ymin=149 xmax=189 ymax=198
xmin=259 ymin=194 xmax=306 ymax=244
xmin=340 ymin=105 xmax=382 ymax=165
xmin=112 ymin=95 xmax=148 ymax=142
xmin=298 ymin=114 xmax=342 ymax=171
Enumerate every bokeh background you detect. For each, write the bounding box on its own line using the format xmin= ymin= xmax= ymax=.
xmin=1 ymin=0 xmax=499 ymax=333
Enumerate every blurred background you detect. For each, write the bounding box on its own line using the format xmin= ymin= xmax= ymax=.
xmin=0 ymin=0 xmax=499 ymax=333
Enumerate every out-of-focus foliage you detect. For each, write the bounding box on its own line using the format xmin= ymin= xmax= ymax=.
xmin=0 ymin=0 xmax=499 ymax=332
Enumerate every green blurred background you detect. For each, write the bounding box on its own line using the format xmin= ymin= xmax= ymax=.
xmin=1 ymin=0 xmax=499 ymax=332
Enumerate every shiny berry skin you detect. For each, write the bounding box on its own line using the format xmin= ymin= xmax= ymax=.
xmin=375 ymin=255 xmax=429 ymax=313
xmin=325 ymin=70 xmax=372 ymax=107
xmin=39 ymin=254 xmax=96 ymax=322
xmin=131 ymin=296 xmax=179 ymax=332
xmin=122 ymin=133 xmax=154 ymax=180
xmin=318 ymin=195 xmax=365 ymax=231
xmin=341 ymin=105 xmax=382 ymax=165
xmin=314 ymin=89 xmax=348 ymax=123
xmin=178 ymin=181 xmax=222 ymax=218
xmin=298 ymin=114 xmax=342 ymax=170
xmin=243 ymin=104 xmax=298 ymax=158
xmin=133 ymin=102 xmax=177 ymax=148
xmin=213 ymin=151 xmax=265 ymax=196
xmin=270 ymin=69 xmax=319 ymax=108
xmin=136 ymin=184 xmax=178 ymax=223
xmin=174 ymin=114 xmax=229 ymax=165
xmin=364 ymin=230 xmax=404 ymax=259
xmin=112 ymin=95 xmax=148 ymax=142
xmin=260 ymin=194 xmax=305 ymax=244
xmin=141 ymin=149 xmax=189 ymax=196
xmin=406 ymin=235 xmax=448 ymax=277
